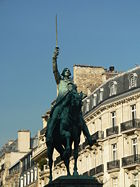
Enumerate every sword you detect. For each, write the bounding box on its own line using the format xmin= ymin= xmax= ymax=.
xmin=56 ymin=14 xmax=58 ymax=47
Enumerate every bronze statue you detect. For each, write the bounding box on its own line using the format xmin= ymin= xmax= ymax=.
xmin=45 ymin=15 xmax=93 ymax=182
xmin=45 ymin=47 xmax=93 ymax=182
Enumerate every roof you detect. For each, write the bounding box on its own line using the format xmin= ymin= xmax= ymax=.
xmin=73 ymin=64 xmax=104 ymax=69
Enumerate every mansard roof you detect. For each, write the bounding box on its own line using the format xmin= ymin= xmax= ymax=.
xmin=0 ymin=140 xmax=18 ymax=157
xmin=83 ymin=66 xmax=140 ymax=116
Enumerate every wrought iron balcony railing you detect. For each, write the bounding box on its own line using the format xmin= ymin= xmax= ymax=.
xmin=95 ymin=164 xmax=104 ymax=175
xmin=121 ymin=119 xmax=140 ymax=132
xmin=106 ymin=126 xmax=119 ymax=137
xmin=91 ymin=131 xmax=104 ymax=142
xmin=122 ymin=154 xmax=140 ymax=167
xmin=83 ymin=164 xmax=104 ymax=176
xmin=54 ymin=156 xmax=61 ymax=167
xmin=40 ymin=127 xmax=47 ymax=135
xmin=89 ymin=168 xmax=95 ymax=176
xmin=107 ymin=160 xmax=120 ymax=171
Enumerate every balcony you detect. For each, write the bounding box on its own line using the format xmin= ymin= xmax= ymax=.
xmin=83 ymin=164 xmax=104 ymax=176
xmin=122 ymin=154 xmax=140 ymax=168
xmin=40 ymin=127 xmax=47 ymax=135
xmin=95 ymin=164 xmax=104 ymax=176
xmin=32 ymin=142 xmax=47 ymax=161
xmin=89 ymin=168 xmax=95 ymax=176
xmin=106 ymin=126 xmax=119 ymax=137
xmin=91 ymin=131 xmax=104 ymax=142
xmin=79 ymin=131 xmax=104 ymax=151
xmin=107 ymin=160 xmax=120 ymax=172
xmin=54 ymin=156 xmax=61 ymax=167
xmin=121 ymin=119 xmax=140 ymax=133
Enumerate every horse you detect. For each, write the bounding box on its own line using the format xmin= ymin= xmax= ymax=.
xmin=45 ymin=90 xmax=83 ymax=182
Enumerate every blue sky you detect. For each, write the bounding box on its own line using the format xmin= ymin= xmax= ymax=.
xmin=0 ymin=0 xmax=140 ymax=148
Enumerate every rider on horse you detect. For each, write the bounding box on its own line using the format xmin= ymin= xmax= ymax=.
xmin=45 ymin=47 xmax=93 ymax=147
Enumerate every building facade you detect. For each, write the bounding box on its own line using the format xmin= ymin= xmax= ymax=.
xmin=0 ymin=130 xmax=38 ymax=187
xmin=79 ymin=66 xmax=140 ymax=187
xmin=34 ymin=66 xmax=140 ymax=187
xmin=1 ymin=65 xmax=140 ymax=187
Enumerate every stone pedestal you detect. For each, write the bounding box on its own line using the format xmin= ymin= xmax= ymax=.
xmin=44 ymin=175 xmax=102 ymax=187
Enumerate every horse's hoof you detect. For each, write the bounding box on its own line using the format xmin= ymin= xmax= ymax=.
xmin=49 ymin=177 xmax=52 ymax=183
xmin=73 ymin=171 xmax=79 ymax=176
xmin=67 ymin=172 xmax=71 ymax=176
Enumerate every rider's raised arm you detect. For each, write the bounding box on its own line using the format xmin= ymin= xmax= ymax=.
xmin=52 ymin=47 xmax=61 ymax=84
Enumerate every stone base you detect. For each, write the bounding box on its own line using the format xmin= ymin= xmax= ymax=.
xmin=44 ymin=175 xmax=102 ymax=187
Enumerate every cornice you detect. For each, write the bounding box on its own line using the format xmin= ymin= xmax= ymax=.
xmin=85 ymin=91 xmax=140 ymax=122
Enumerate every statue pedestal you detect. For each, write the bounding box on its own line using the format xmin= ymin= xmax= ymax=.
xmin=44 ymin=175 xmax=102 ymax=187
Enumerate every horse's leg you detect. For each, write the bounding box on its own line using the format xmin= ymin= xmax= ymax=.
xmin=55 ymin=144 xmax=65 ymax=159
xmin=73 ymin=137 xmax=80 ymax=176
xmin=55 ymin=143 xmax=71 ymax=176
xmin=60 ymin=121 xmax=71 ymax=156
xmin=64 ymin=157 xmax=71 ymax=176
xmin=47 ymin=144 xmax=54 ymax=182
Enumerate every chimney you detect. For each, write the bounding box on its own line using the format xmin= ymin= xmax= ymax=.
xmin=8 ymin=140 xmax=14 ymax=146
xmin=18 ymin=130 xmax=30 ymax=152
xmin=109 ymin=66 xmax=115 ymax=72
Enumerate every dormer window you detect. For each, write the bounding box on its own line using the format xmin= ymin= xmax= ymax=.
xmin=86 ymin=99 xmax=90 ymax=112
xmin=109 ymin=81 xmax=117 ymax=96
xmin=92 ymin=93 xmax=97 ymax=107
xmin=128 ymin=73 xmax=138 ymax=89
xmin=99 ymin=88 xmax=104 ymax=102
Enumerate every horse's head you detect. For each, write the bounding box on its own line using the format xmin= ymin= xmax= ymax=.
xmin=70 ymin=91 xmax=83 ymax=114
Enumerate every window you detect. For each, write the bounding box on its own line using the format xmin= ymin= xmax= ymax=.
xmin=20 ymin=177 xmax=23 ymax=187
xmin=112 ymin=143 xmax=117 ymax=161
xmin=133 ymin=173 xmax=139 ymax=187
xmin=111 ymin=111 xmax=116 ymax=128
xmin=86 ymin=99 xmax=90 ymax=112
xmin=27 ymin=172 xmax=30 ymax=185
xmin=128 ymin=73 xmax=138 ymax=89
xmin=131 ymin=104 xmax=136 ymax=120
xmin=109 ymin=81 xmax=117 ymax=96
xmin=31 ymin=170 xmax=33 ymax=183
xmin=92 ymin=93 xmax=97 ymax=107
xmin=99 ymin=88 xmax=104 ymax=102
xmin=132 ymin=138 xmax=138 ymax=155
xmin=112 ymin=178 xmax=118 ymax=187
xmin=34 ymin=167 xmax=37 ymax=181
xmin=24 ymin=174 xmax=26 ymax=186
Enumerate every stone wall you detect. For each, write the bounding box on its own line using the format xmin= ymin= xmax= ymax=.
xmin=73 ymin=65 xmax=118 ymax=96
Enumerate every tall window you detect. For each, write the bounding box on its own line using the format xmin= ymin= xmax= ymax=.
xmin=112 ymin=143 xmax=117 ymax=161
xmin=27 ymin=172 xmax=30 ymax=185
xmin=128 ymin=73 xmax=138 ymax=89
xmin=112 ymin=178 xmax=118 ymax=187
xmin=109 ymin=81 xmax=117 ymax=96
xmin=31 ymin=169 xmax=34 ymax=183
xmin=24 ymin=174 xmax=26 ymax=186
xmin=20 ymin=177 xmax=23 ymax=187
xmin=132 ymin=138 xmax=138 ymax=155
xmin=111 ymin=111 xmax=116 ymax=128
xmin=92 ymin=93 xmax=97 ymax=107
xmin=131 ymin=104 xmax=136 ymax=120
xmin=86 ymin=99 xmax=90 ymax=112
xmin=99 ymin=88 xmax=104 ymax=102
xmin=34 ymin=167 xmax=37 ymax=181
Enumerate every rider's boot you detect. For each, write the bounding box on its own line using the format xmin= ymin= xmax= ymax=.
xmin=80 ymin=117 xmax=93 ymax=146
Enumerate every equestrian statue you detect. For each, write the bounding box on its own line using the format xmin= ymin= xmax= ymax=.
xmin=45 ymin=15 xmax=93 ymax=182
xmin=45 ymin=46 xmax=93 ymax=182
